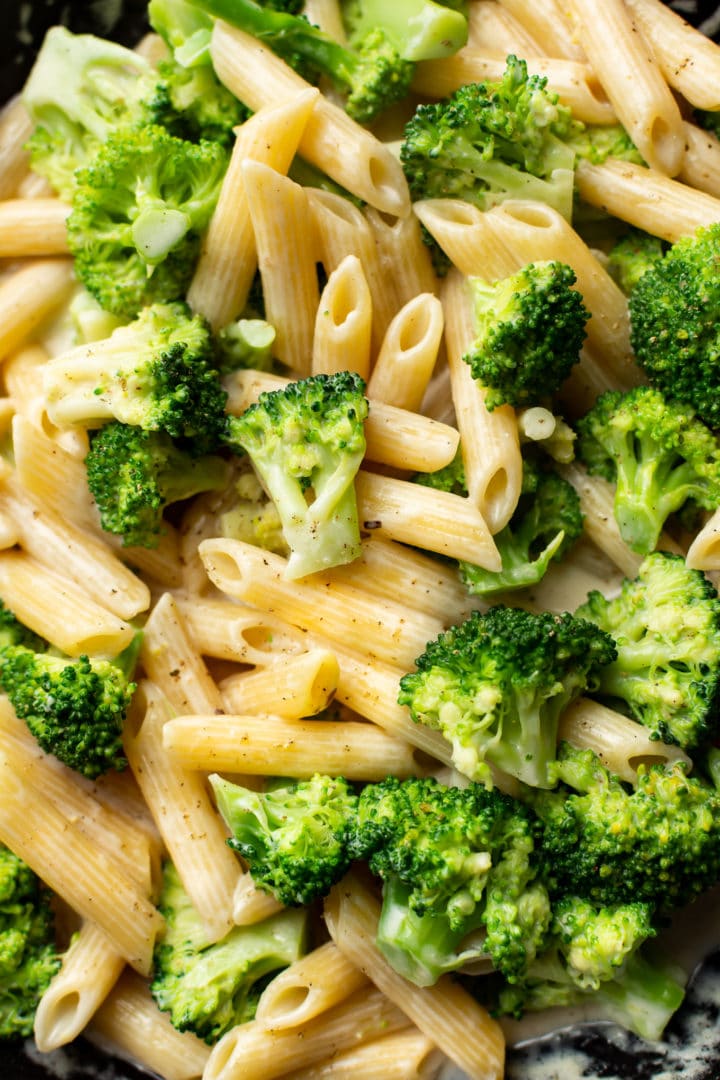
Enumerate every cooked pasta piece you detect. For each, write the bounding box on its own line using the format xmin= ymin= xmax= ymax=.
xmin=34 ymin=921 xmax=125 ymax=1051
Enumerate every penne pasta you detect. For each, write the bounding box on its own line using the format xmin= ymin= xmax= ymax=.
xmin=561 ymin=0 xmax=686 ymax=175
xmin=366 ymin=294 xmax=445 ymax=412
xmin=162 ymin=712 xmax=423 ymax=780
xmin=255 ymin=940 xmax=368 ymax=1030
xmin=219 ymin=646 xmax=339 ymax=717
xmin=34 ymin=921 xmax=125 ymax=1051
xmin=88 ymin=969 xmax=211 ymax=1080
xmin=312 ymin=254 xmax=372 ymax=378
xmin=211 ymin=20 xmax=410 ymax=216
xmin=0 ymin=198 xmax=69 ymax=256
xmin=187 ymin=89 xmax=319 ymax=329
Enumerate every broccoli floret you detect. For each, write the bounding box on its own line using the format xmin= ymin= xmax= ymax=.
xmin=400 ymin=55 xmax=642 ymax=223
xmin=85 ymin=423 xmax=231 ymax=549
xmin=142 ymin=57 xmax=250 ymax=148
xmin=532 ymin=744 xmax=720 ymax=913
xmin=462 ymin=261 xmax=589 ymax=410
xmin=189 ymin=0 xmax=459 ymax=123
xmin=44 ymin=302 xmax=228 ymax=453
xmin=350 ymin=776 xmax=549 ymax=986
xmin=400 ymin=57 xmax=579 ymax=220
xmin=416 ymin=450 xmax=584 ymax=597
xmin=0 ymin=846 xmax=60 ymax=1039
xmin=629 ymin=223 xmax=720 ymax=430
xmin=210 ymin=773 xmax=358 ymax=906
xmin=398 ymin=607 xmax=616 ymax=789
xmin=606 ymin=228 xmax=668 ymax=296
xmin=218 ymin=460 xmax=289 ymax=555
xmin=0 ymin=601 xmax=46 ymax=654
xmin=66 ymin=125 xmax=227 ymax=319
xmin=223 ymin=372 xmax=368 ymax=579
xmin=151 ymin=861 xmax=307 ymax=1043
xmin=22 ymin=26 xmax=154 ymax=199
xmin=0 ymin=636 xmax=141 ymax=779
xmin=577 ymin=552 xmax=720 ymax=750
xmin=496 ymin=895 xmax=685 ymax=1042
xmin=576 ymin=386 xmax=720 ymax=556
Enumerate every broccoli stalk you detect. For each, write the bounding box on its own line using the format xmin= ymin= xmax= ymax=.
xmin=0 ymin=634 xmax=141 ymax=779
xmin=576 ymin=552 xmax=720 ymax=750
xmin=85 ymin=423 xmax=231 ymax=549
xmin=349 ymin=776 xmax=550 ymax=986
xmin=151 ymin=862 xmax=308 ymax=1043
xmin=210 ymin=773 xmax=358 ymax=906
xmin=629 ymin=222 xmax=720 ymax=430
xmin=43 ymin=303 xmax=228 ymax=453
xmin=0 ymin=846 xmax=60 ymax=1038
xmin=66 ymin=126 xmax=227 ymax=318
xmin=415 ymin=450 xmax=584 ymax=597
xmin=463 ymin=262 xmax=589 ymax=410
xmin=531 ymin=744 xmax=720 ymax=913
xmin=22 ymin=26 xmax=153 ymax=199
xmin=576 ymin=386 xmax=720 ymax=556
xmin=398 ymin=607 xmax=616 ymax=788
xmin=223 ymin=372 xmax=368 ymax=579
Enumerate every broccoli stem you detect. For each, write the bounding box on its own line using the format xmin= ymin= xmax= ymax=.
xmin=344 ymin=0 xmax=469 ymax=61
xmin=595 ymin=953 xmax=686 ymax=1043
xmin=192 ymin=0 xmax=359 ymax=77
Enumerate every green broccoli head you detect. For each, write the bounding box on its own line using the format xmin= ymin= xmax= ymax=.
xmin=224 ymin=371 xmax=368 ymax=579
xmin=566 ymin=123 xmax=644 ymax=168
xmin=0 ymin=638 xmax=141 ymax=779
xmin=398 ymin=607 xmax=616 ymax=789
xmin=534 ymin=744 xmax=720 ymax=913
xmin=463 ymin=261 xmax=589 ymax=411
xmin=44 ymin=302 xmax=228 ymax=452
xmin=629 ymin=222 xmax=720 ymax=430
xmin=352 ymin=776 xmax=549 ymax=986
xmin=66 ymin=125 xmax=227 ymax=319
xmin=576 ymin=386 xmax=720 ymax=556
xmin=577 ymin=552 xmax=720 ymax=750
xmin=400 ymin=56 xmax=579 ymax=220
xmin=0 ymin=601 xmax=46 ymax=654
xmin=151 ymin=861 xmax=307 ymax=1043
xmin=0 ymin=846 xmax=60 ymax=1039
xmin=494 ymin=893 xmax=684 ymax=1042
xmin=210 ymin=773 xmax=358 ymax=906
xmin=550 ymin=896 xmax=655 ymax=992
xmin=85 ymin=423 xmax=231 ymax=549
xmin=339 ymin=26 xmax=415 ymax=125
xmin=606 ymin=228 xmax=668 ymax=296
xmin=142 ymin=57 xmax=251 ymax=148
xmin=22 ymin=26 xmax=154 ymax=199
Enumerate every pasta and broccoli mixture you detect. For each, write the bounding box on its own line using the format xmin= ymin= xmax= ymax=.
xmin=0 ymin=1 xmax=720 ymax=1078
